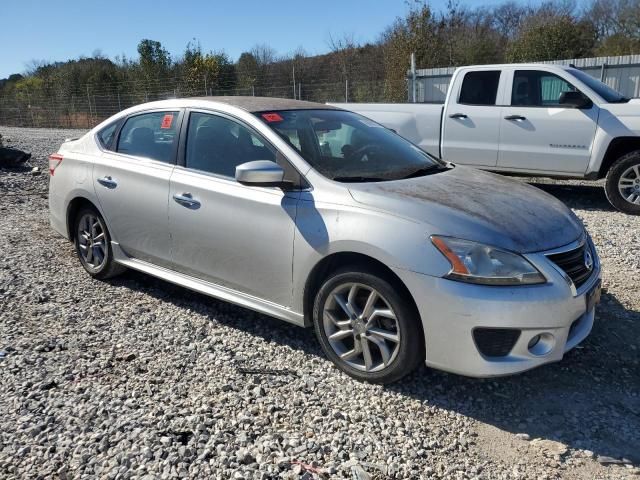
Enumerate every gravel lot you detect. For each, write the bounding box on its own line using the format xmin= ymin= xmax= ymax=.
xmin=1 ymin=126 xmax=639 ymax=480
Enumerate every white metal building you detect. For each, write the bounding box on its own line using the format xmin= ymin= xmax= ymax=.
xmin=408 ymin=54 xmax=640 ymax=102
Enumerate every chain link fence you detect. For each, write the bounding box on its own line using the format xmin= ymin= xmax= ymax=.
xmin=0 ymin=64 xmax=392 ymax=129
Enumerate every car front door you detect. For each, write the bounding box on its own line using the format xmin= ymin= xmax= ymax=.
xmin=498 ymin=69 xmax=598 ymax=174
xmin=441 ymin=69 xmax=504 ymax=167
xmin=168 ymin=110 xmax=298 ymax=308
xmin=93 ymin=109 xmax=183 ymax=266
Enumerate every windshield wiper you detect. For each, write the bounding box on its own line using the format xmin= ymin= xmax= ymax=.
xmin=401 ymin=164 xmax=447 ymax=179
xmin=333 ymin=176 xmax=386 ymax=183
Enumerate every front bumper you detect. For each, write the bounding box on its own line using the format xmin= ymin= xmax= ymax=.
xmin=394 ymin=237 xmax=601 ymax=377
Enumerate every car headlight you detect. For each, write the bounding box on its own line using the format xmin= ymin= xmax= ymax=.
xmin=431 ymin=236 xmax=546 ymax=286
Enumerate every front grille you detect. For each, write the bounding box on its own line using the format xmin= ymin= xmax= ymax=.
xmin=546 ymin=243 xmax=594 ymax=289
xmin=473 ymin=328 xmax=521 ymax=357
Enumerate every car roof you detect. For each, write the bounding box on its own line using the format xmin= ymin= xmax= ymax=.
xmin=188 ymin=96 xmax=341 ymax=112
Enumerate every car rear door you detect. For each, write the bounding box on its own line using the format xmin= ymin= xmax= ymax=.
xmin=168 ymin=110 xmax=298 ymax=308
xmin=440 ymin=69 xmax=506 ymax=167
xmin=498 ymin=68 xmax=598 ymax=174
xmin=93 ymin=109 xmax=183 ymax=267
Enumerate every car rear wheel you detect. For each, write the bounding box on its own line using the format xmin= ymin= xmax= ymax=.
xmin=605 ymin=151 xmax=640 ymax=215
xmin=312 ymin=267 xmax=423 ymax=384
xmin=74 ymin=207 xmax=126 ymax=279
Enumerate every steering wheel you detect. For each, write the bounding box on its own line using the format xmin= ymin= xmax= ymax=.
xmin=342 ymin=143 xmax=381 ymax=162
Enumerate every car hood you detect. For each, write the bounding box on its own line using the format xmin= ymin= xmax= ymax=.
xmin=347 ymin=166 xmax=584 ymax=253
xmin=602 ymin=99 xmax=640 ymax=117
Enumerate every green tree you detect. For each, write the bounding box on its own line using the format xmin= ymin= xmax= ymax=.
xmin=506 ymin=16 xmax=596 ymax=62
xmin=236 ymin=52 xmax=259 ymax=91
xmin=137 ymin=39 xmax=171 ymax=85
xmin=180 ymin=41 xmax=235 ymax=95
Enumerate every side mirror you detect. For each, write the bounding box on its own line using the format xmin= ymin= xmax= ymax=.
xmin=235 ymin=160 xmax=289 ymax=188
xmin=559 ymin=91 xmax=592 ymax=109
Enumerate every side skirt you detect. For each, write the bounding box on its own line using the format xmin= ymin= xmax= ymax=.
xmin=111 ymin=242 xmax=305 ymax=327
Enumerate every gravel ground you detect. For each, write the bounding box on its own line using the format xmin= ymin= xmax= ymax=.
xmin=1 ymin=126 xmax=639 ymax=480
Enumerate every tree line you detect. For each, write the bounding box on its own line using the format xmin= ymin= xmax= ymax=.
xmin=0 ymin=0 xmax=638 ymax=127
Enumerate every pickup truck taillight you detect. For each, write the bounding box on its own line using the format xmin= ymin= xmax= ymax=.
xmin=48 ymin=153 xmax=64 ymax=176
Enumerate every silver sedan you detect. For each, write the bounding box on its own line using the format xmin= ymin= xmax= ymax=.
xmin=48 ymin=97 xmax=601 ymax=383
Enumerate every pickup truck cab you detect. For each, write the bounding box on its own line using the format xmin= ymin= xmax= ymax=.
xmin=332 ymin=64 xmax=640 ymax=214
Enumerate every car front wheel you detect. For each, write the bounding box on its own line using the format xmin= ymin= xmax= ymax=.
xmin=74 ymin=207 xmax=126 ymax=279
xmin=605 ymin=151 xmax=640 ymax=215
xmin=312 ymin=267 xmax=424 ymax=384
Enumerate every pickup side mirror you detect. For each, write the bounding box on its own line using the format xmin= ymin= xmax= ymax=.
xmin=235 ymin=160 xmax=290 ymax=188
xmin=559 ymin=91 xmax=592 ymax=109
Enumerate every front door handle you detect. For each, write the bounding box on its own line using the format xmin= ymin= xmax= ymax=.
xmin=504 ymin=115 xmax=527 ymax=121
xmin=449 ymin=113 xmax=468 ymax=119
xmin=97 ymin=176 xmax=118 ymax=189
xmin=173 ymin=193 xmax=201 ymax=209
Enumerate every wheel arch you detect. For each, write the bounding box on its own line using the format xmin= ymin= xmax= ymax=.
xmin=302 ymin=252 xmax=422 ymax=334
xmin=66 ymin=196 xmax=101 ymax=240
xmin=598 ymin=137 xmax=640 ymax=179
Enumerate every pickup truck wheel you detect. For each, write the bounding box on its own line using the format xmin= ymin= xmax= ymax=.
xmin=605 ymin=151 xmax=640 ymax=215
xmin=312 ymin=267 xmax=423 ymax=384
xmin=74 ymin=207 xmax=126 ymax=279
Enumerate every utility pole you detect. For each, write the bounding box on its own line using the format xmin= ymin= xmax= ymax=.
xmin=345 ymin=79 xmax=349 ymax=102
xmin=411 ymin=52 xmax=417 ymax=103
xmin=86 ymin=85 xmax=92 ymax=126
xmin=292 ymin=64 xmax=296 ymax=99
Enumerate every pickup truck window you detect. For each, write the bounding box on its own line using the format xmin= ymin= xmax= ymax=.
xmin=257 ymin=109 xmax=444 ymax=182
xmin=512 ymin=70 xmax=578 ymax=107
xmin=566 ymin=68 xmax=628 ymax=103
xmin=458 ymin=71 xmax=501 ymax=106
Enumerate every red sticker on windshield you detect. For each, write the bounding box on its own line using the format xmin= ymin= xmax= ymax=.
xmin=160 ymin=114 xmax=174 ymax=129
xmin=261 ymin=112 xmax=283 ymax=122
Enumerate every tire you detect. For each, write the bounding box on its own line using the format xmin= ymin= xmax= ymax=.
xmin=312 ymin=266 xmax=424 ymax=384
xmin=604 ymin=151 xmax=640 ymax=215
xmin=73 ymin=207 xmax=126 ymax=279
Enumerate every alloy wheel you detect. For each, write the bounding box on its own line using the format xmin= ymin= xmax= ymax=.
xmin=322 ymin=282 xmax=401 ymax=372
xmin=618 ymin=164 xmax=640 ymax=205
xmin=77 ymin=212 xmax=108 ymax=271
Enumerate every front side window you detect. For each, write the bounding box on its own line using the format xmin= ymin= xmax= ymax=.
xmin=459 ymin=71 xmax=501 ymax=106
xmin=257 ymin=109 xmax=444 ymax=182
xmin=185 ymin=112 xmax=275 ymax=178
xmin=512 ymin=71 xmax=579 ymax=106
xmin=116 ymin=111 xmax=180 ymax=163
xmin=566 ymin=68 xmax=627 ymax=103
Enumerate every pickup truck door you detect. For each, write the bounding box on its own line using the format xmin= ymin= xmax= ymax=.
xmin=498 ymin=69 xmax=598 ymax=174
xmin=441 ymin=69 xmax=505 ymax=167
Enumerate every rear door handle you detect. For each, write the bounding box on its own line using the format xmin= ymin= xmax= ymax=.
xmin=504 ymin=115 xmax=527 ymax=121
xmin=97 ymin=176 xmax=117 ymax=189
xmin=449 ymin=113 xmax=468 ymax=119
xmin=173 ymin=193 xmax=201 ymax=209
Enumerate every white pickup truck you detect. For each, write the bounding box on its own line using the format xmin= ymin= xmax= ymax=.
xmin=332 ymin=63 xmax=640 ymax=214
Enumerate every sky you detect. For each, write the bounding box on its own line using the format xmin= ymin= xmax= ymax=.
xmin=2 ymin=0 xmax=543 ymax=79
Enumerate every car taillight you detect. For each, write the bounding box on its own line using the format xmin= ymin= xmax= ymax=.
xmin=49 ymin=153 xmax=64 ymax=175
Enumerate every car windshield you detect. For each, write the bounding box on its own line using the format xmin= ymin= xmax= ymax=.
xmin=566 ymin=68 xmax=629 ymax=103
xmin=256 ymin=109 xmax=445 ymax=182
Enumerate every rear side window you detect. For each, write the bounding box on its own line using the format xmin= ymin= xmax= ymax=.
xmin=97 ymin=122 xmax=118 ymax=150
xmin=116 ymin=111 xmax=180 ymax=163
xmin=459 ymin=71 xmax=501 ymax=106
xmin=185 ymin=112 xmax=275 ymax=178
xmin=512 ymin=70 xmax=578 ymax=106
